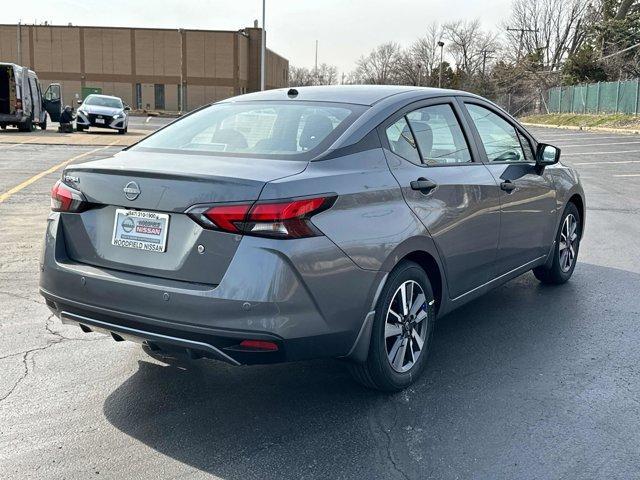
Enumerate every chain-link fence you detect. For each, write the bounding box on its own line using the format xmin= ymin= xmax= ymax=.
xmin=548 ymin=79 xmax=640 ymax=115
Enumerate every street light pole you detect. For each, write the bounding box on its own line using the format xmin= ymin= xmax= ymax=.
xmin=260 ymin=0 xmax=266 ymax=91
xmin=438 ymin=41 xmax=445 ymax=88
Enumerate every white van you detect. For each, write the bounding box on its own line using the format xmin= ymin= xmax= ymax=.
xmin=0 ymin=62 xmax=62 ymax=132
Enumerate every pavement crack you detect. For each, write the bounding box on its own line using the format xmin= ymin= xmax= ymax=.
xmin=0 ymin=343 xmax=56 ymax=403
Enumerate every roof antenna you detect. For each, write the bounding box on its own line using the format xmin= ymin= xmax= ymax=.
xmin=287 ymin=88 xmax=299 ymax=98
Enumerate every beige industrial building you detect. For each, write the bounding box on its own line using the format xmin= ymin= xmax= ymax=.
xmin=0 ymin=23 xmax=289 ymax=112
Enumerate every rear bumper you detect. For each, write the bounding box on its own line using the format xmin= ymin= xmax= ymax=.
xmin=40 ymin=212 xmax=382 ymax=365
xmin=0 ymin=112 xmax=26 ymax=124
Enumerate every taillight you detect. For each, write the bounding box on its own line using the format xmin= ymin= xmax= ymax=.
xmin=188 ymin=195 xmax=336 ymax=239
xmin=50 ymin=180 xmax=88 ymax=212
xmin=15 ymin=99 xmax=22 ymax=111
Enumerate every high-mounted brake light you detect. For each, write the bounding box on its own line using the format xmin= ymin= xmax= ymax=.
xmin=50 ymin=180 xmax=88 ymax=212
xmin=188 ymin=196 xmax=336 ymax=239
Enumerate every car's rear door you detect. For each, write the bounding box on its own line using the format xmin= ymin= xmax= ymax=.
xmin=459 ymin=99 xmax=557 ymax=275
xmin=380 ymin=97 xmax=501 ymax=299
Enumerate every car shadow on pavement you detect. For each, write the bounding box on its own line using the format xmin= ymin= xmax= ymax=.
xmin=102 ymin=263 xmax=640 ymax=479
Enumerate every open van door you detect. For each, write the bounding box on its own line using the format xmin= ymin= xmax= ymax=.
xmin=43 ymin=83 xmax=62 ymax=122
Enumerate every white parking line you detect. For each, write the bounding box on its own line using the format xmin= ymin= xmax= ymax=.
xmin=612 ymin=174 xmax=640 ymax=177
xmin=566 ymin=152 xmax=640 ymax=159
xmin=561 ymin=141 xmax=640 ymax=148
xmin=543 ymin=135 xmax=632 ymax=141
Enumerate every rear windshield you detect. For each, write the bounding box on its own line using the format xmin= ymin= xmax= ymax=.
xmin=84 ymin=95 xmax=123 ymax=109
xmin=132 ymin=101 xmax=365 ymax=160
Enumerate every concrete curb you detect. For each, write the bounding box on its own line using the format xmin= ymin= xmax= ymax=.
xmin=521 ymin=122 xmax=640 ymax=136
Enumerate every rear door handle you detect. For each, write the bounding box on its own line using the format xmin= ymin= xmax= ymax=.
xmin=410 ymin=177 xmax=437 ymax=193
xmin=500 ymin=180 xmax=517 ymax=193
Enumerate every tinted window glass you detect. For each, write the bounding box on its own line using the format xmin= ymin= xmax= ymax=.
xmin=135 ymin=101 xmax=361 ymax=160
xmin=466 ymin=104 xmax=526 ymax=162
xmin=385 ymin=117 xmax=420 ymax=164
xmin=407 ymin=104 xmax=471 ymax=165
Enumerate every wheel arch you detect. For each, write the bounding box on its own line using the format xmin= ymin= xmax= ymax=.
xmin=567 ymin=193 xmax=585 ymax=235
xmin=344 ymin=239 xmax=448 ymax=364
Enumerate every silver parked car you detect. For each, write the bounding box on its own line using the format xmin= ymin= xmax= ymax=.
xmin=76 ymin=94 xmax=130 ymax=134
xmin=40 ymin=86 xmax=585 ymax=391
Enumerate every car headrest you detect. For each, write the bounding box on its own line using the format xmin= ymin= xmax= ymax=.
xmin=211 ymin=129 xmax=248 ymax=149
xmin=410 ymin=121 xmax=433 ymax=157
xmin=299 ymin=114 xmax=334 ymax=150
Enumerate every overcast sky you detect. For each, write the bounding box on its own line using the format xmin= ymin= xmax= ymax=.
xmin=4 ymin=0 xmax=512 ymax=74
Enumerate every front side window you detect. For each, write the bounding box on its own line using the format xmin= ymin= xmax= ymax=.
xmin=407 ymin=104 xmax=471 ymax=165
xmin=134 ymin=101 xmax=362 ymax=160
xmin=385 ymin=117 xmax=420 ymax=164
xmin=466 ymin=104 xmax=526 ymax=163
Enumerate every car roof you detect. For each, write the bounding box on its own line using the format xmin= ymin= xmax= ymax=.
xmin=222 ymin=85 xmax=466 ymax=106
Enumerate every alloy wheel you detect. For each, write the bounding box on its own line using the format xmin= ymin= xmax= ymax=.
xmin=385 ymin=280 xmax=429 ymax=373
xmin=559 ymin=213 xmax=578 ymax=273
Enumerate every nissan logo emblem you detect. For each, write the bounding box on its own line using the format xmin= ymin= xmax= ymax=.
xmin=123 ymin=181 xmax=141 ymax=201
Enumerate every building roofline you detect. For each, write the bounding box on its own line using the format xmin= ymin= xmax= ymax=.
xmin=0 ymin=23 xmax=255 ymax=35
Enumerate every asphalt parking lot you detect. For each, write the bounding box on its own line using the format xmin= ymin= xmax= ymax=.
xmin=1 ymin=124 xmax=639 ymax=479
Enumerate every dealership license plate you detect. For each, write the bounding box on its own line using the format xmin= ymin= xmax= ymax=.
xmin=95 ymin=118 xmax=105 ymax=124
xmin=112 ymin=209 xmax=169 ymax=252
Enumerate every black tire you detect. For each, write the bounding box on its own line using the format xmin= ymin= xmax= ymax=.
xmin=0 ymin=124 xmax=6 ymax=130
xmin=40 ymin=118 xmax=47 ymax=130
xmin=117 ymin=128 xmax=126 ymax=135
xmin=77 ymin=125 xmax=85 ymax=132
xmin=533 ymin=202 xmax=581 ymax=284
xmin=349 ymin=260 xmax=435 ymax=392
xmin=18 ymin=115 xmax=33 ymax=132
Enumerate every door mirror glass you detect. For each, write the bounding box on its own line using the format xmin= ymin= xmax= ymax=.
xmin=124 ymin=105 xmax=131 ymax=111
xmin=77 ymin=99 xmax=83 ymax=105
xmin=536 ymin=144 xmax=560 ymax=165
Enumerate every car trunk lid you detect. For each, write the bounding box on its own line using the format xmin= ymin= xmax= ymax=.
xmin=59 ymin=150 xmax=307 ymax=284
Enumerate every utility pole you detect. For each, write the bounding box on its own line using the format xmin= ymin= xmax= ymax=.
xmin=17 ymin=21 xmax=22 ymax=65
xmin=260 ymin=0 xmax=266 ymax=91
xmin=314 ymin=40 xmax=318 ymax=85
xmin=507 ymin=27 xmax=538 ymax=62
xmin=437 ymin=41 xmax=445 ymax=88
xmin=179 ymin=28 xmax=184 ymax=113
xmin=481 ymin=50 xmax=494 ymax=77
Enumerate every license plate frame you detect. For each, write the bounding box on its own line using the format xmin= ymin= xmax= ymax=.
xmin=111 ymin=209 xmax=169 ymax=253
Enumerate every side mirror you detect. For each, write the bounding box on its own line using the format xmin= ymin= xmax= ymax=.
xmin=124 ymin=105 xmax=131 ymax=111
xmin=536 ymin=143 xmax=560 ymax=166
xmin=77 ymin=99 xmax=83 ymax=105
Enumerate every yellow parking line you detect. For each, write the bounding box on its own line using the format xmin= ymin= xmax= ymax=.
xmin=0 ymin=140 xmax=119 ymax=204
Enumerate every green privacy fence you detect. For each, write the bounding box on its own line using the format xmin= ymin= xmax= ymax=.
xmin=548 ymin=79 xmax=640 ymax=114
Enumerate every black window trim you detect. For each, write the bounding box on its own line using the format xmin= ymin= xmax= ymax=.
xmin=458 ymin=97 xmax=538 ymax=166
xmin=377 ymin=95 xmax=484 ymax=168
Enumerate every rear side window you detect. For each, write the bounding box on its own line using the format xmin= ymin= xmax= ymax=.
xmin=134 ymin=101 xmax=364 ymax=160
xmin=466 ymin=104 xmax=526 ymax=163
xmin=407 ymin=104 xmax=471 ymax=165
xmin=385 ymin=117 xmax=420 ymax=164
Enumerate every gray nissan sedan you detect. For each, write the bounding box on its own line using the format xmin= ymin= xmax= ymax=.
xmin=40 ymin=86 xmax=585 ymax=391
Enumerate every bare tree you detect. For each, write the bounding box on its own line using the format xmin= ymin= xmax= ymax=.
xmin=395 ymin=23 xmax=445 ymax=86
xmin=289 ymin=63 xmax=339 ymax=86
xmin=353 ymin=42 xmax=403 ymax=84
xmin=315 ymin=63 xmax=339 ymax=85
xmin=289 ymin=66 xmax=314 ymax=87
xmin=442 ymin=20 xmax=499 ymax=87
xmin=503 ymin=0 xmax=590 ymax=70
